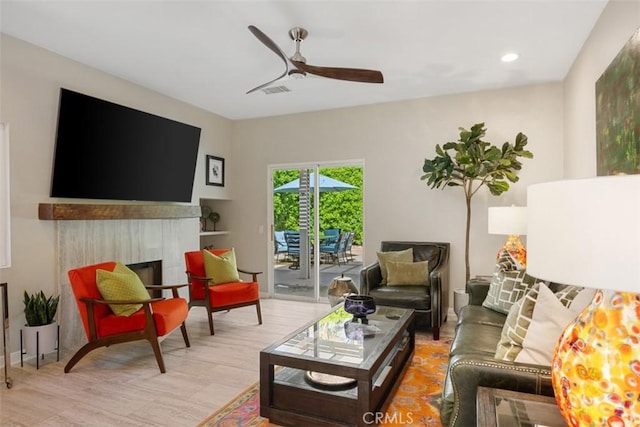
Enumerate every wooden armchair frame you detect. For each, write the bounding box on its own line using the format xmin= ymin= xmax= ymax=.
xmin=65 ymin=278 xmax=191 ymax=374
xmin=185 ymin=270 xmax=263 ymax=335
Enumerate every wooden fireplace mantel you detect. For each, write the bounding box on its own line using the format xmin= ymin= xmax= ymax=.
xmin=38 ymin=203 xmax=201 ymax=220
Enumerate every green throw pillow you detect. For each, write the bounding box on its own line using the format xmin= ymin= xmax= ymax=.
xmin=376 ymin=248 xmax=413 ymax=285
xmin=386 ymin=261 xmax=429 ymax=286
xmin=96 ymin=263 xmax=150 ymax=316
xmin=203 ymin=248 xmax=240 ymax=285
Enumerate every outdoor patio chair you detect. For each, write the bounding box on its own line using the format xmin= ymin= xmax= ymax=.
xmin=320 ymin=231 xmax=348 ymax=266
xmin=284 ymin=231 xmax=301 ymax=269
xmin=274 ymin=231 xmax=288 ymax=261
xmin=343 ymin=231 xmax=355 ymax=261
xmin=322 ymin=228 xmax=341 ymax=244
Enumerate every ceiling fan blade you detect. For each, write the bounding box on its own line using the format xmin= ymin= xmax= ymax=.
xmin=248 ymin=25 xmax=290 ymax=68
xmin=247 ymin=25 xmax=296 ymax=94
xmin=291 ymin=60 xmax=384 ymax=84
xmin=246 ymin=69 xmax=289 ymax=94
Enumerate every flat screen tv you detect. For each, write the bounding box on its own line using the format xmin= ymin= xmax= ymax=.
xmin=50 ymin=88 xmax=201 ymax=203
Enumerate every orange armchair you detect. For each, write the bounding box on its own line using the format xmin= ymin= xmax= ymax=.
xmin=65 ymin=261 xmax=190 ymax=373
xmin=184 ymin=249 xmax=262 ymax=335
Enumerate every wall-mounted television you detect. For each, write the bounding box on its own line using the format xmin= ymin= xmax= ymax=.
xmin=50 ymin=88 xmax=201 ymax=203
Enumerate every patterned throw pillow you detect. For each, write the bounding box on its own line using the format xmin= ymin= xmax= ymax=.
xmin=482 ymin=269 xmax=538 ymax=314
xmin=495 ymin=248 xmax=520 ymax=272
xmin=376 ymin=248 xmax=413 ymax=285
xmin=96 ymin=263 xmax=150 ymax=316
xmin=494 ymin=283 xmax=541 ymax=360
xmin=495 ymin=284 xmax=594 ymax=363
xmin=553 ymin=285 xmax=584 ymax=306
xmin=203 ymin=248 xmax=240 ymax=285
xmin=386 ymin=261 xmax=429 ymax=286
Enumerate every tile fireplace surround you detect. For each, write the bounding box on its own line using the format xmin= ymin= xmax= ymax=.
xmin=55 ymin=217 xmax=199 ymax=350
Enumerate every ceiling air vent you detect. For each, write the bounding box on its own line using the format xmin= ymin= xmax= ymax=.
xmin=262 ymin=86 xmax=290 ymax=95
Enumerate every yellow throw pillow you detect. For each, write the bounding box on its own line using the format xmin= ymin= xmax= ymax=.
xmin=386 ymin=261 xmax=429 ymax=286
xmin=376 ymin=248 xmax=413 ymax=284
xmin=203 ymin=248 xmax=240 ymax=285
xmin=96 ymin=263 xmax=150 ymax=316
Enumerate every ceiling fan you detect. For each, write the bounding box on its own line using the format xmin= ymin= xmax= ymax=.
xmin=246 ymin=25 xmax=384 ymax=94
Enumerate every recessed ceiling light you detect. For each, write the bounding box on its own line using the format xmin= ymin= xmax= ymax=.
xmin=501 ymin=53 xmax=519 ymax=62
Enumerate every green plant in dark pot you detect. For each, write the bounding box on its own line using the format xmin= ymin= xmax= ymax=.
xmin=421 ymin=122 xmax=533 ymax=286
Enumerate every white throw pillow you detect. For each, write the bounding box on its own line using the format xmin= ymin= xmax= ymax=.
xmin=515 ymin=284 xmax=590 ymax=365
xmin=568 ymin=288 xmax=596 ymax=314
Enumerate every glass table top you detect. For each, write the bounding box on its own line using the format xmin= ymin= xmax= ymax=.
xmin=495 ymin=394 xmax=565 ymax=427
xmin=271 ymin=305 xmax=411 ymax=367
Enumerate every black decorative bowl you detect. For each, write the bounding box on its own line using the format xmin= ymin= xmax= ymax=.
xmin=344 ymin=295 xmax=376 ymax=319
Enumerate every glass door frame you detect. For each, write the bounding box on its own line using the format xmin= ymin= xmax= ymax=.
xmin=268 ymin=163 xmax=320 ymax=301
xmin=267 ymin=160 xmax=364 ymax=302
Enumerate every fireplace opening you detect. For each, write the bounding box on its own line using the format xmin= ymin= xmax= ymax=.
xmin=127 ymin=260 xmax=162 ymax=298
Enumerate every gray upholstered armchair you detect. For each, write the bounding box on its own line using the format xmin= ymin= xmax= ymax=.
xmin=360 ymin=241 xmax=450 ymax=340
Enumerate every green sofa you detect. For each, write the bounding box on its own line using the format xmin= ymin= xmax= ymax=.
xmin=439 ymin=278 xmax=557 ymax=427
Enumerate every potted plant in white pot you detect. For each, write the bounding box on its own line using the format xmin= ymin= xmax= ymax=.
xmin=22 ymin=290 xmax=59 ymax=356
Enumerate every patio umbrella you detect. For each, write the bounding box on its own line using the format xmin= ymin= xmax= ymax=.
xmin=274 ymin=173 xmax=358 ymax=193
xmin=274 ymin=171 xmax=358 ymax=279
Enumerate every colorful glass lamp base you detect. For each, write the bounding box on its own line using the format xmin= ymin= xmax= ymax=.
xmin=552 ymin=289 xmax=640 ymax=426
xmin=498 ymin=234 xmax=527 ymax=268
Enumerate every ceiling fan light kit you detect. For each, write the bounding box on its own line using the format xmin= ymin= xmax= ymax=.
xmin=288 ymin=69 xmax=306 ymax=79
xmin=247 ymin=25 xmax=384 ymax=94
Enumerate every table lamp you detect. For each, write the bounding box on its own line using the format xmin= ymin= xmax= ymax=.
xmin=526 ymin=175 xmax=639 ymax=426
xmin=488 ymin=206 xmax=527 ymax=268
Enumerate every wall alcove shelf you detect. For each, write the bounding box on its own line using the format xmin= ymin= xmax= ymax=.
xmin=38 ymin=203 xmax=201 ymax=220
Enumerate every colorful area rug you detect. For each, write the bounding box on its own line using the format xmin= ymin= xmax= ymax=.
xmin=198 ymin=333 xmax=451 ymax=427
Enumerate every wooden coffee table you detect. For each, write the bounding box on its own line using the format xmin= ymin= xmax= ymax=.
xmin=260 ymin=304 xmax=415 ymax=426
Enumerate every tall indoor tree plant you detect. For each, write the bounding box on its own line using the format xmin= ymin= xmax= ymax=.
xmin=421 ymin=122 xmax=533 ymax=286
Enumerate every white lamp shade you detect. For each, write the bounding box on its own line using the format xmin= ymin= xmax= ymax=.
xmin=488 ymin=206 xmax=527 ymax=236
xmin=527 ymin=175 xmax=640 ymax=292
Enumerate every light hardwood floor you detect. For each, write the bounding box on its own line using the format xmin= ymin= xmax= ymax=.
xmin=1 ymin=299 xmax=457 ymax=426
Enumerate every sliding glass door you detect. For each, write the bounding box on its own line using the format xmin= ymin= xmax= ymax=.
xmin=269 ymin=162 xmax=363 ymax=302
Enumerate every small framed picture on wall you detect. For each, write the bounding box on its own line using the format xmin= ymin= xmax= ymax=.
xmin=206 ymin=155 xmax=225 ymax=187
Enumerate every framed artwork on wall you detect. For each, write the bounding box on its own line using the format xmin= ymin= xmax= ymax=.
xmin=595 ymin=27 xmax=640 ymax=176
xmin=206 ymin=155 xmax=225 ymax=187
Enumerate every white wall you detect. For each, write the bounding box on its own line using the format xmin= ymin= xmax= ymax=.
xmin=563 ymin=0 xmax=640 ymax=177
xmin=231 ymin=84 xmax=565 ymax=297
xmin=0 ymin=34 xmax=232 ymax=354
